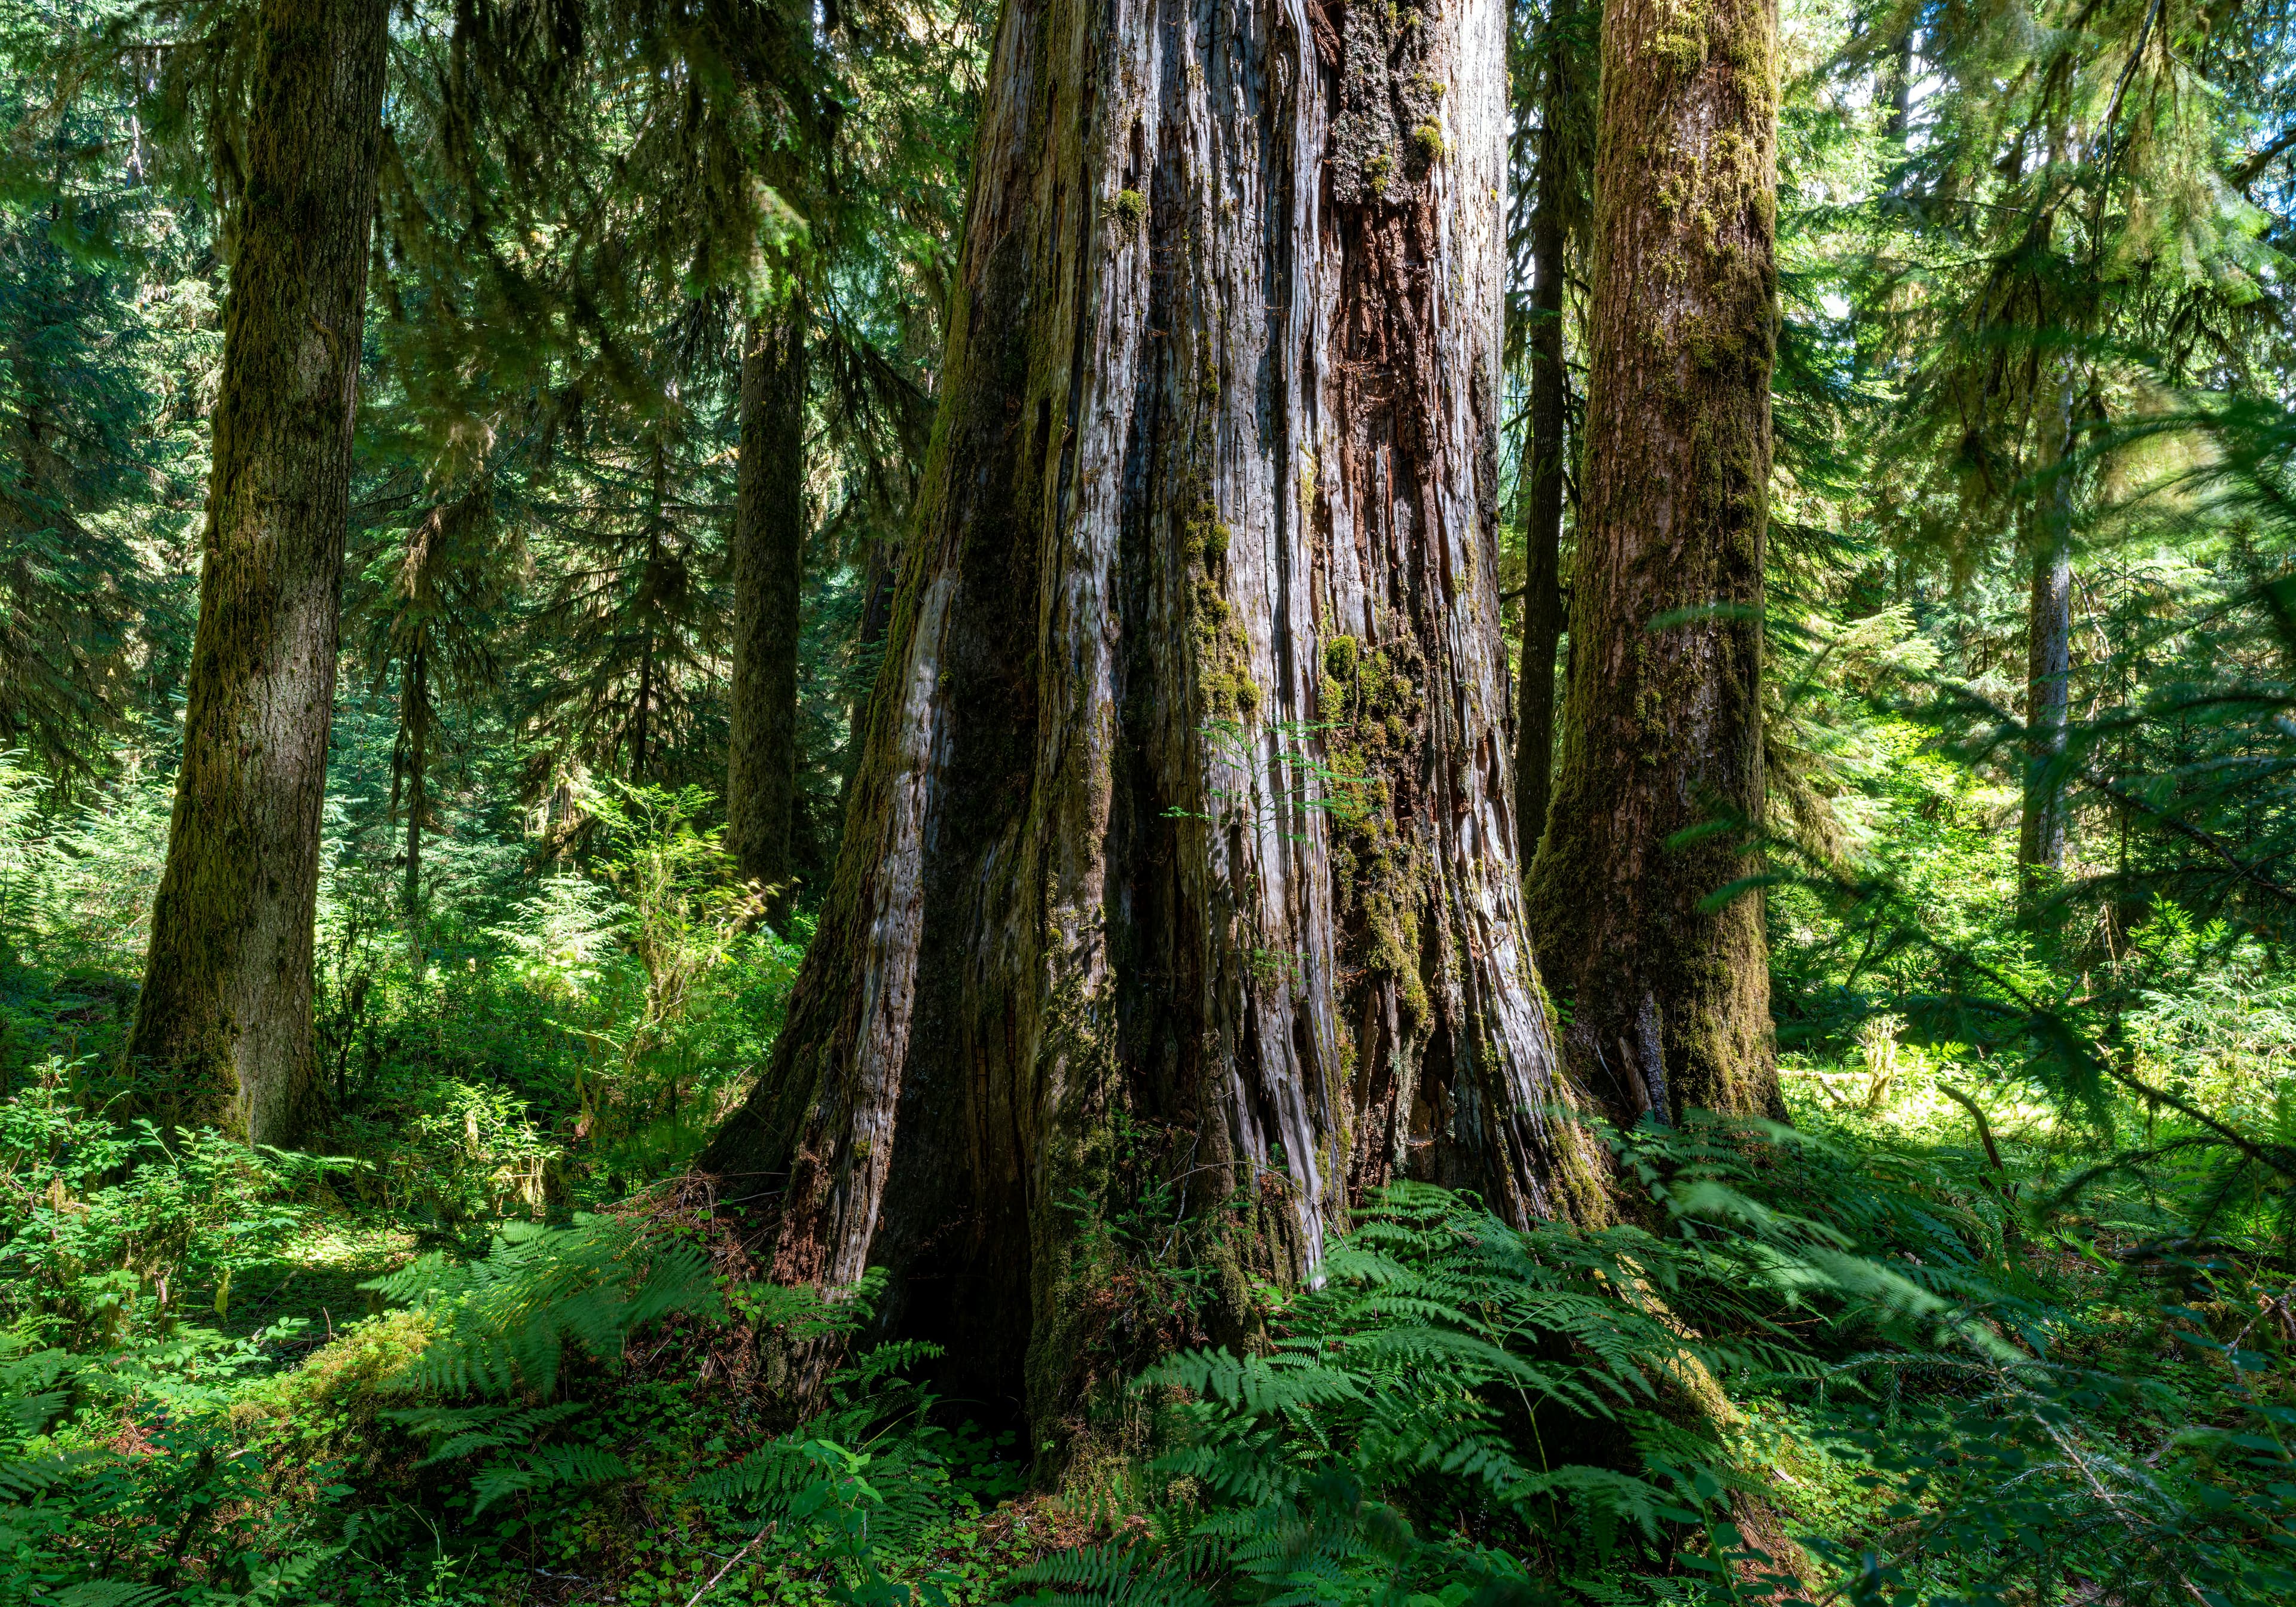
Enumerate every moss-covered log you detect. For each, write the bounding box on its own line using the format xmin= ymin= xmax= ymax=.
xmin=126 ymin=0 xmax=389 ymax=1148
xmin=703 ymin=0 xmax=1604 ymax=1456
xmin=1525 ymin=0 xmax=1785 ymax=1126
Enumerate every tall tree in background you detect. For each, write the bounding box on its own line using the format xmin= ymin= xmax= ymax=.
xmin=127 ymin=0 xmax=389 ymax=1145
xmin=1849 ymin=0 xmax=2273 ymax=908
xmin=2019 ymin=373 xmax=2078 ymax=888
xmin=1527 ymin=0 xmax=1784 ymax=1124
xmin=704 ymin=0 xmax=1602 ymax=1448
xmin=352 ymin=472 xmax=516 ymax=958
xmin=726 ymin=290 xmax=808 ymax=922
xmin=1510 ymin=0 xmax=1592 ymax=856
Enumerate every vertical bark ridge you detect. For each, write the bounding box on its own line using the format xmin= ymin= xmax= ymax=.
xmin=703 ymin=0 xmax=1602 ymax=1449
xmin=126 ymin=0 xmax=389 ymax=1148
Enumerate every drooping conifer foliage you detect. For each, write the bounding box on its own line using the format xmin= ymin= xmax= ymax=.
xmin=4 ymin=0 xmax=2296 ymax=1600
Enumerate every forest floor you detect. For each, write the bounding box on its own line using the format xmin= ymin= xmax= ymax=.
xmin=144 ymin=1066 xmax=2275 ymax=1604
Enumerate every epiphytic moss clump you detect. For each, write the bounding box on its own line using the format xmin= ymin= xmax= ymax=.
xmin=1321 ymin=629 xmax=1432 ymax=1028
xmin=1331 ymin=0 xmax=1451 ymax=200
xmin=1185 ymin=501 xmax=1231 ymax=565
xmin=1187 ymin=502 xmax=1256 ymax=719
xmin=1112 ymin=187 xmax=1147 ymax=233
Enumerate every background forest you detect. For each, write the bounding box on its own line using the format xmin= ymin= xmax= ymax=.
xmin=4 ymin=0 xmax=2296 ymax=1602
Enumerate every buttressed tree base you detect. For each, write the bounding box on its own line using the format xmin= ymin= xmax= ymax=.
xmin=703 ymin=0 xmax=1607 ymax=1453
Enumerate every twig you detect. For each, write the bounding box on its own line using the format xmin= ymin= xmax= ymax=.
xmin=682 ymin=1520 xmax=775 ymax=1607
xmin=1936 ymin=1085 xmax=2007 ymax=1176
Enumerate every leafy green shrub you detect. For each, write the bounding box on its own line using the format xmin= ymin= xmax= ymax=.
xmin=0 ymin=1081 xmax=331 ymax=1343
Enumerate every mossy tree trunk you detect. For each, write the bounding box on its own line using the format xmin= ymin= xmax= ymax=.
xmin=127 ymin=0 xmax=389 ymax=1149
xmin=1511 ymin=0 xmax=1578 ymax=859
xmin=1524 ymin=0 xmax=1785 ymax=1127
xmin=727 ymin=294 xmax=810 ymax=924
xmin=704 ymin=0 xmax=1603 ymax=1453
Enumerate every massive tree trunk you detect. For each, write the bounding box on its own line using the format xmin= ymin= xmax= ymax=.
xmin=1524 ymin=0 xmax=1784 ymax=1126
xmin=1511 ymin=0 xmax=1576 ymax=859
xmin=2019 ymin=375 xmax=2075 ymax=893
xmin=703 ymin=0 xmax=1604 ymax=1449
xmin=126 ymin=0 xmax=389 ymax=1148
xmin=726 ymin=295 xmax=810 ymax=923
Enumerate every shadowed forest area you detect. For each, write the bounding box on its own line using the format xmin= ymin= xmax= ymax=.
xmin=5 ymin=0 xmax=2296 ymax=1601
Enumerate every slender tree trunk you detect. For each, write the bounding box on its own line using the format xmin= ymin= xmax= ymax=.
xmin=631 ymin=625 xmax=654 ymax=782
xmin=402 ymin=644 xmax=428 ymax=972
xmin=1512 ymin=0 xmax=1574 ymax=859
xmin=126 ymin=0 xmax=388 ymax=1148
xmin=726 ymin=295 xmax=809 ymax=923
xmin=1525 ymin=0 xmax=1784 ymax=1126
xmin=2019 ymin=374 xmax=2076 ymax=891
xmin=703 ymin=0 xmax=1603 ymax=1453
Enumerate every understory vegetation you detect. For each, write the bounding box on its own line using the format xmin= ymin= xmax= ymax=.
xmin=2 ymin=699 xmax=2294 ymax=1603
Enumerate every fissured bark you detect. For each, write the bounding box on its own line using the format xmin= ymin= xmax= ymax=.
xmin=704 ymin=0 xmax=1603 ymax=1455
xmin=1525 ymin=0 xmax=1786 ymax=1126
xmin=128 ymin=0 xmax=389 ymax=1148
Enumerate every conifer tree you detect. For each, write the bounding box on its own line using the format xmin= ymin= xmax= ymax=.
xmin=1526 ymin=0 xmax=1787 ymax=1124
xmin=1510 ymin=0 xmax=1594 ymax=859
xmin=704 ymin=0 xmax=1602 ymax=1452
xmin=1846 ymin=0 xmax=2270 ymax=905
xmin=726 ymin=292 xmax=808 ymax=920
xmin=350 ymin=469 xmax=516 ymax=956
xmin=126 ymin=0 xmax=389 ymax=1145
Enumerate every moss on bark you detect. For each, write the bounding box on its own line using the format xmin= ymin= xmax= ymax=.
xmin=1525 ymin=0 xmax=1785 ymax=1127
xmin=704 ymin=0 xmax=1601 ymax=1477
xmin=126 ymin=0 xmax=389 ymax=1148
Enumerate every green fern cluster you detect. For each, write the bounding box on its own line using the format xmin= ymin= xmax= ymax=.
xmin=1014 ymin=1119 xmax=2296 ymax=1605
xmin=367 ymin=1214 xmax=981 ymax=1594
xmin=365 ymin=1212 xmax=716 ymax=1399
xmin=1013 ymin=1168 xmax=1837 ymax=1605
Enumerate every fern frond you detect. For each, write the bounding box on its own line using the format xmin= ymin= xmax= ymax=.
xmin=52 ymin=1584 xmax=173 ymax=1607
xmin=470 ymin=1443 xmax=630 ymax=1513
